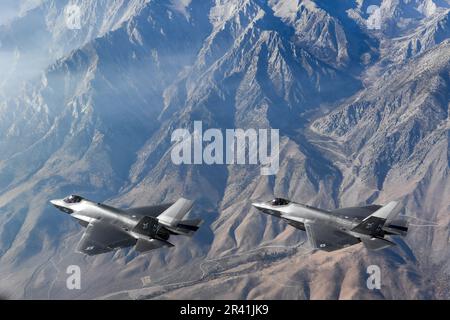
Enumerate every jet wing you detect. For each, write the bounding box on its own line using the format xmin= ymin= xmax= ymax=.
xmin=124 ymin=203 xmax=175 ymax=218
xmin=304 ymin=222 xmax=360 ymax=252
xmin=330 ymin=205 xmax=383 ymax=220
xmin=77 ymin=221 xmax=136 ymax=256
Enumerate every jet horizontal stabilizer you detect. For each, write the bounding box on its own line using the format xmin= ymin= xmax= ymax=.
xmin=361 ymin=237 xmax=396 ymax=251
xmin=135 ymin=238 xmax=174 ymax=253
xmin=383 ymin=219 xmax=409 ymax=236
xmin=165 ymin=218 xmax=204 ymax=236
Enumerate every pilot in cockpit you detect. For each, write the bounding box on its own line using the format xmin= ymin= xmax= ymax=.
xmin=270 ymin=198 xmax=290 ymax=206
xmin=63 ymin=195 xmax=83 ymax=204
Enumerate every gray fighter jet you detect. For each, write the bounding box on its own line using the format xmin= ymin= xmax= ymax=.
xmin=50 ymin=195 xmax=202 ymax=255
xmin=252 ymin=198 xmax=408 ymax=252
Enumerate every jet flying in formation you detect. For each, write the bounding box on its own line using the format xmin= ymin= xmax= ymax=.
xmin=252 ymin=198 xmax=408 ymax=252
xmin=51 ymin=194 xmax=408 ymax=255
xmin=50 ymin=195 xmax=202 ymax=255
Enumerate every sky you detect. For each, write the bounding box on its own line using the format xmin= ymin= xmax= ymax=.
xmin=0 ymin=1 xmax=21 ymax=26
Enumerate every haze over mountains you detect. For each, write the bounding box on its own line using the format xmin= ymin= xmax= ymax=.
xmin=0 ymin=0 xmax=449 ymax=299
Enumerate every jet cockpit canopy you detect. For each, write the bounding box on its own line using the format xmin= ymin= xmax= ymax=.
xmin=64 ymin=195 xmax=84 ymax=204
xmin=270 ymin=198 xmax=290 ymax=206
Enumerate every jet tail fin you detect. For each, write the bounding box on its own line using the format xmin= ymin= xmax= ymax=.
xmin=157 ymin=198 xmax=194 ymax=227
xmin=352 ymin=201 xmax=400 ymax=237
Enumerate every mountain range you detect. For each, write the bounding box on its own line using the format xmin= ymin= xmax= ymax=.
xmin=0 ymin=0 xmax=449 ymax=299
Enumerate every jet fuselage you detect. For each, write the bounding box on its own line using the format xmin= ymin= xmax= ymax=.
xmin=50 ymin=196 xmax=169 ymax=242
xmin=252 ymin=201 xmax=363 ymax=237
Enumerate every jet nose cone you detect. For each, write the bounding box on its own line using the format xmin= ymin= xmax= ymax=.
xmin=252 ymin=202 xmax=264 ymax=210
xmin=50 ymin=199 xmax=62 ymax=207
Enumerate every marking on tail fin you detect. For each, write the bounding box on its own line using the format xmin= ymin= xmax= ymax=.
xmin=352 ymin=201 xmax=400 ymax=237
xmin=352 ymin=216 xmax=386 ymax=236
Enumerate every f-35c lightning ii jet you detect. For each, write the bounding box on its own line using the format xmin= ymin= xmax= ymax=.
xmin=252 ymin=198 xmax=408 ymax=252
xmin=51 ymin=195 xmax=202 ymax=255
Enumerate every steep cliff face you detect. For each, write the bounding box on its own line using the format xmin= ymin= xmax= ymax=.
xmin=0 ymin=0 xmax=448 ymax=299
